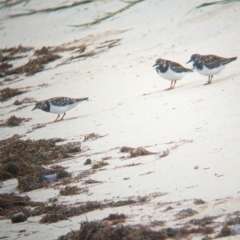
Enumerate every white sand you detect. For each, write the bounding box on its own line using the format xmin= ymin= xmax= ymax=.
xmin=1 ymin=0 xmax=240 ymax=239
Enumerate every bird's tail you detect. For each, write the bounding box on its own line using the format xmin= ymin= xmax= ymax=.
xmin=222 ymin=57 xmax=237 ymax=65
xmin=77 ymin=97 xmax=89 ymax=102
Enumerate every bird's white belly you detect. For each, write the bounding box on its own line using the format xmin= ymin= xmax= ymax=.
xmin=157 ymin=68 xmax=186 ymax=81
xmin=50 ymin=103 xmax=79 ymax=114
xmin=195 ymin=65 xmax=225 ymax=76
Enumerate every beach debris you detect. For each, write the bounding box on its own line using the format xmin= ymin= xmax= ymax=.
xmin=58 ymin=219 xmax=215 ymax=240
xmin=120 ymin=146 xmax=133 ymax=153
xmin=34 ymin=155 xmax=45 ymax=162
xmin=6 ymin=162 xmax=19 ymax=175
xmin=91 ymin=160 xmax=109 ymax=169
xmin=194 ymin=165 xmax=199 ymax=170
xmin=40 ymin=200 xmax=136 ymax=224
xmin=231 ymin=224 xmax=240 ymax=235
xmin=159 ymin=149 xmax=169 ymax=158
xmin=189 ymin=216 xmax=217 ymax=227
xmin=83 ymin=132 xmax=106 ymax=142
xmin=83 ymin=179 xmax=102 ymax=184
xmin=0 ymin=115 xmax=31 ymax=127
xmin=0 ymin=72 xmax=6 ymax=78
xmin=43 ymin=173 xmax=57 ymax=182
xmin=13 ymin=97 xmax=35 ymax=105
xmin=84 ymin=158 xmax=92 ymax=165
xmin=120 ymin=146 xmax=154 ymax=158
xmin=139 ymin=171 xmax=155 ymax=176
xmin=215 ymin=225 xmax=231 ymax=238
xmin=11 ymin=212 xmax=27 ymax=223
xmin=59 ymin=186 xmax=87 ymax=196
xmin=150 ymin=220 xmax=165 ymax=227
xmin=32 ymin=123 xmax=46 ymax=130
xmin=8 ymin=53 xmax=61 ymax=76
xmin=163 ymin=206 xmax=174 ymax=212
xmin=102 ymin=213 xmax=127 ymax=225
xmin=194 ymin=199 xmax=206 ymax=205
xmin=0 ymin=135 xmax=80 ymax=191
xmin=130 ymin=147 xmax=153 ymax=157
xmin=175 ymin=208 xmax=198 ymax=220
xmin=0 ymin=87 xmax=26 ymax=101
xmin=226 ymin=216 xmax=240 ymax=225
xmin=57 ymin=170 xmax=71 ymax=179
xmin=102 ymin=156 xmax=112 ymax=160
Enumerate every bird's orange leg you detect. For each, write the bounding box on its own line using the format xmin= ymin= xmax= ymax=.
xmin=172 ymin=80 xmax=177 ymax=89
xmin=209 ymin=75 xmax=213 ymax=84
xmin=54 ymin=114 xmax=60 ymax=122
xmin=60 ymin=113 xmax=66 ymax=121
xmin=165 ymin=81 xmax=174 ymax=91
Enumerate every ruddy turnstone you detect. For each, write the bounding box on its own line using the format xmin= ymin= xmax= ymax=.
xmin=187 ymin=54 xmax=237 ymax=84
xmin=153 ymin=58 xmax=193 ymax=90
xmin=32 ymin=97 xmax=88 ymax=122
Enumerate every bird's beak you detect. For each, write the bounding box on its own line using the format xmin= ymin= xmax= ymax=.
xmin=152 ymin=63 xmax=157 ymax=67
xmin=32 ymin=106 xmax=36 ymax=111
xmin=186 ymin=59 xmax=192 ymax=64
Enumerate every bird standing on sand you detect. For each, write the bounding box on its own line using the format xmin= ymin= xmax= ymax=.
xmin=187 ymin=54 xmax=237 ymax=85
xmin=153 ymin=58 xmax=193 ymax=90
xmin=32 ymin=97 xmax=88 ymax=122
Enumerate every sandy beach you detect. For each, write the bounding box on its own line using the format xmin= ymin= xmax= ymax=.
xmin=1 ymin=0 xmax=240 ymax=239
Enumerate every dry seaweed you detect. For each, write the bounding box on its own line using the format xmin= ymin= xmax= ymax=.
xmin=0 ymin=193 xmax=41 ymax=217
xmin=0 ymin=62 xmax=12 ymax=72
xmin=58 ymin=220 xmax=215 ymax=240
xmin=83 ymin=133 xmax=106 ymax=142
xmin=0 ymin=45 xmax=33 ymax=55
xmin=91 ymin=160 xmax=109 ymax=169
xmin=120 ymin=146 xmax=154 ymax=158
xmin=120 ymin=146 xmax=134 ymax=153
xmin=13 ymin=97 xmax=35 ymax=105
xmin=0 ymin=87 xmax=26 ymax=101
xmin=174 ymin=208 xmax=198 ymax=220
xmin=0 ymin=135 xmax=81 ymax=191
xmin=189 ymin=216 xmax=217 ymax=227
xmin=83 ymin=179 xmax=102 ymax=184
xmin=194 ymin=198 xmax=206 ymax=205
xmin=130 ymin=147 xmax=153 ymax=158
xmin=215 ymin=225 xmax=231 ymax=238
xmin=0 ymin=115 xmax=31 ymax=126
xmin=7 ymin=53 xmax=61 ymax=76
xmin=102 ymin=213 xmax=127 ymax=225
xmin=40 ymin=200 xmax=137 ymax=224
xmin=59 ymin=186 xmax=87 ymax=196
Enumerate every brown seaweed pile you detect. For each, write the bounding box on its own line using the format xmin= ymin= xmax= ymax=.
xmin=7 ymin=53 xmax=61 ymax=76
xmin=59 ymin=186 xmax=86 ymax=196
xmin=0 ymin=193 xmax=40 ymax=218
xmin=0 ymin=39 xmax=121 ymax=78
xmin=0 ymin=134 xmax=81 ymax=191
xmin=40 ymin=200 xmax=136 ymax=224
xmin=58 ymin=220 xmax=215 ymax=240
xmin=0 ymin=87 xmax=26 ymax=101
xmin=0 ymin=115 xmax=31 ymax=127
xmin=120 ymin=146 xmax=154 ymax=158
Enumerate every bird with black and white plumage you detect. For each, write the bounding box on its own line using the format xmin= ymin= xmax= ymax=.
xmin=187 ymin=54 xmax=237 ymax=85
xmin=32 ymin=97 xmax=88 ymax=122
xmin=153 ymin=58 xmax=193 ymax=90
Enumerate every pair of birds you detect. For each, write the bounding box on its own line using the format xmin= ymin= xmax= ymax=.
xmin=32 ymin=53 xmax=237 ymax=122
xmin=153 ymin=53 xmax=237 ymax=90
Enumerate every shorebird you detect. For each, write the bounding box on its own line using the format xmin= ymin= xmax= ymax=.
xmin=32 ymin=97 xmax=88 ymax=122
xmin=187 ymin=54 xmax=237 ymax=84
xmin=153 ymin=58 xmax=193 ymax=90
